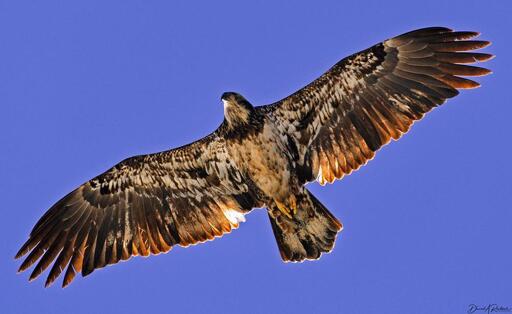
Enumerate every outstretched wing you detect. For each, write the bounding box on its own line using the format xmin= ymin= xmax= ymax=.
xmin=16 ymin=132 xmax=262 ymax=287
xmin=259 ymin=27 xmax=493 ymax=184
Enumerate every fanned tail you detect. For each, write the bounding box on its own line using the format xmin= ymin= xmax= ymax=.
xmin=268 ymin=188 xmax=342 ymax=262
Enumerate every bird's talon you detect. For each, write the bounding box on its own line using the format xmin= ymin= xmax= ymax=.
xmin=290 ymin=195 xmax=297 ymax=215
xmin=275 ymin=200 xmax=293 ymax=219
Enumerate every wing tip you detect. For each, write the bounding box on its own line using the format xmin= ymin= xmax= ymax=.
xmin=480 ymin=40 xmax=492 ymax=48
xmin=15 ymin=242 xmax=31 ymax=260
xmin=474 ymin=52 xmax=495 ymax=62
xmin=462 ymin=81 xmax=482 ymax=89
xmin=422 ymin=26 xmax=454 ymax=33
xmin=17 ymin=261 xmax=31 ymax=273
xmin=62 ymin=268 xmax=76 ymax=288
xmin=29 ymin=269 xmax=42 ymax=282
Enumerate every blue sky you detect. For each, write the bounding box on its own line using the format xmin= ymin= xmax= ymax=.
xmin=1 ymin=1 xmax=511 ymax=313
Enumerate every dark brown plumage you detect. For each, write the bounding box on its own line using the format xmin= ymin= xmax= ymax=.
xmin=260 ymin=27 xmax=492 ymax=185
xmin=16 ymin=27 xmax=492 ymax=287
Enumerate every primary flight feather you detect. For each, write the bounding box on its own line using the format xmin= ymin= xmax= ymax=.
xmin=16 ymin=27 xmax=493 ymax=287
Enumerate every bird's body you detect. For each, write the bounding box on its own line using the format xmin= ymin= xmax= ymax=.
xmin=227 ymin=112 xmax=298 ymax=205
xmin=16 ymin=27 xmax=493 ymax=287
xmin=229 ymin=119 xmax=293 ymax=201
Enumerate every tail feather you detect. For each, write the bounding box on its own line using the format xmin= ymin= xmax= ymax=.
xmin=268 ymin=189 xmax=342 ymax=262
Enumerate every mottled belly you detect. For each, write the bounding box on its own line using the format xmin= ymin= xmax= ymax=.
xmin=230 ymin=124 xmax=292 ymax=199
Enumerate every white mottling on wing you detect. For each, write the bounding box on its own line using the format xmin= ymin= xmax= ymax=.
xmin=223 ymin=208 xmax=246 ymax=225
xmin=317 ymin=165 xmax=324 ymax=183
xmin=107 ymin=231 xmax=115 ymax=245
xmin=124 ymin=206 xmax=132 ymax=240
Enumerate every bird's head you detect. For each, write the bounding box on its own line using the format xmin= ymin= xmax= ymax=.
xmin=221 ymin=92 xmax=254 ymax=127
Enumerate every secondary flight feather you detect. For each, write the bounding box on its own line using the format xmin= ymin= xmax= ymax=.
xmin=16 ymin=27 xmax=493 ymax=287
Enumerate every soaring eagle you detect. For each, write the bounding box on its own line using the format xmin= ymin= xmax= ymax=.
xmin=16 ymin=27 xmax=492 ymax=287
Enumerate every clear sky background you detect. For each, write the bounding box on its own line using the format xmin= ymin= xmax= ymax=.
xmin=1 ymin=1 xmax=510 ymax=313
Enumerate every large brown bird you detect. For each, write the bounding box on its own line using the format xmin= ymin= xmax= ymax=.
xmin=16 ymin=27 xmax=492 ymax=287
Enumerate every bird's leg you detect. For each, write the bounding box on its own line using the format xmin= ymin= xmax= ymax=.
xmin=274 ymin=200 xmax=292 ymax=219
xmin=274 ymin=195 xmax=297 ymax=219
xmin=289 ymin=194 xmax=297 ymax=215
